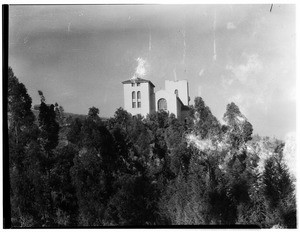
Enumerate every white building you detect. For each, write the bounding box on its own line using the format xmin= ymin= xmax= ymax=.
xmin=122 ymin=77 xmax=190 ymax=120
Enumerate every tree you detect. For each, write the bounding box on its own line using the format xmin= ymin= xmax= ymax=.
xmin=191 ymin=97 xmax=221 ymax=139
xmin=223 ymin=102 xmax=253 ymax=148
xmin=8 ymin=67 xmax=43 ymax=226
xmin=88 ymin=106 xmax=100 ymax=120
xmin=71 ymin=148 xmax=108 ymax=226
xmin=38 ymin=91 xmax=60 ymax=153
xmin=54 ymin=103 xmax=65 ymax=127
xmin=51 ymin=145 xmax=79 ymax=226
xmin=67 ymin=118 xmax=83 ymax=145
xmin=105 ymin=174 xmax=160 ymax=225
xmin=262 ymin=156 xmax=296 ymax=228
xmin=8 ymin=67 xmax=36 ymax=147
xmin=165 ymin=115 xmax=190 ymax=176
xmin=108 ymin=107 xmax=132 ymax=132
xmin=70 ymin=107 xmax=118 ymax=226
xmin=37 ymin=91 xmax=60 ymax=226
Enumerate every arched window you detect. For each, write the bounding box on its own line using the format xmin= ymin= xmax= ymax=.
xmin=137 ymin=91 xmax=141 ymax=108
xmin=158 ymin=98 xmax=167 ymax=111
xmin=174 ymin=89 xmax=178 ymax=97
xmin=132 ymin=91 xmax=136 ymax=108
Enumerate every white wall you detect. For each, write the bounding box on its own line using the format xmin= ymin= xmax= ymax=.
xmin=165 ymin=80 xmax=189 ymax=105
xmin=123 ymin=82 xmax=154 ymax=117
xmin=155 ymin=89 xmax=178 ymax=117
xmin=123 ymin=79 xmax=189 ymax=119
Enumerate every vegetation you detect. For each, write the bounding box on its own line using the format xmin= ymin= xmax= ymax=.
xmin=7 ymin=67 xmax=296 ymax=228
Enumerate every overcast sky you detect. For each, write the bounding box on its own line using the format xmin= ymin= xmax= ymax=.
xmin=9 ymin=4 xmax=296 ymax=139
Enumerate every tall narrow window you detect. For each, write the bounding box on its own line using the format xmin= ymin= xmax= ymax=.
xmin=132 ymin=91 xmax=136 ymax=108
xmin=137 ymin=91 xmax=141 ymax=108
xmin=132 ymin=83 xmax=135 ymax=87
xmin=137 ymin=83 xmax=140 ymax=86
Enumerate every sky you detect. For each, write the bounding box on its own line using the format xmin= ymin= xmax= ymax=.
xmin=8 ymin=4 xmax=296 ymax=139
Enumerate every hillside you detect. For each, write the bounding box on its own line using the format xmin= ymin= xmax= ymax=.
xmin=32 ymin=109 xmax=108 ymax=123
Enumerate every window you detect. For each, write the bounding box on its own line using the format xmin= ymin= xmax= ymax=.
xmin=131 ymin=83 xmax=135 ymax=87
xmin=137 ymin=91 xmax=141 ymax=108
xmin=158 ymin=98 xmax=167 ymax=111
xmin=137 ymin=83 xmax=140 ymax=86
xmin=132 ymin=91 xmax=136 ymax=108
xmin=175 ymin=89 xmax=178 ymax=97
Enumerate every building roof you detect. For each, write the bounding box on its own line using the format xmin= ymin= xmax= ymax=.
xmin=176 ymin=96 xmax=185 ymax=107
xmin=181 ymin=104 xmax=191 ymax=111
xmin=176 ymin=96 xmax=191 ymax=110
xmin=122 ymin=77 xmax=155 ymax=87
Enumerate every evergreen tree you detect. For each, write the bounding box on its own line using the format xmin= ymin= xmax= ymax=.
xmin=8 ymin=67 xmax=42 ymax=226
xmin=37 ymin=91 xmax=60 ymax=226
xmin=262 ymin=156 xmax=296 ymax=228
xmin=223 ymin=102 xmax=253 ymax=149
xmin=51 ymin=144 xmax=79 ymax=226
xmin=191 ymin=97 xmax=221 ymax=139
xmin=70 ymin=107 xmax=117 ymax=226
xmin=67 ymin=118 xmax=83 ymax=145
xmin=54 ymin=103 xmax=65 ymax=127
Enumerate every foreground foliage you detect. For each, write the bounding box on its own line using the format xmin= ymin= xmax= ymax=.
xmin=7 ymin=67 xmax=296 ymax=228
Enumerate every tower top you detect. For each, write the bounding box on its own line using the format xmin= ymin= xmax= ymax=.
xmin=122 ymin=77 xmax=155 ymax=87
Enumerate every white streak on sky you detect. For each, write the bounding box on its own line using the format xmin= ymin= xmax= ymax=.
xmin=68 ymin=22 xmax=71 ymax=32
xmin=198 ymin=68 xmax=204 ymax=77
xmin=149 ymin=27 xmax=152 ymax=52
xmin=227 ymin=22 xmax=236 ymax=30
xmin=213 ymin=10 xmax=217 ymax=61
xmin=182 ymin=28 xmax=186 ymax=65
xmin=173 ymin=68 xmax=177 ymax=81
xmin=23 ymin=34 xmax=29 ymax=44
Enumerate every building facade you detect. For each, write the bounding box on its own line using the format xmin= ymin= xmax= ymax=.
xmin=122 ymin=77 xmax=190 ymax=119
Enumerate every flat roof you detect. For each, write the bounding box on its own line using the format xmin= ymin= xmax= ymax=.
xmin=122 ymin=78 xmax=155 ymax=87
